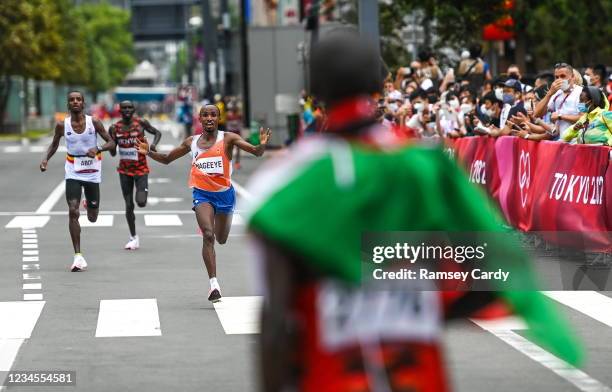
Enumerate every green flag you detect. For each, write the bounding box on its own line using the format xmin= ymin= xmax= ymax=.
xmin=246 ymin=137 xmax=583 ymax=366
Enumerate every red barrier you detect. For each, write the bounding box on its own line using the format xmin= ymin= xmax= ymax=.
xmin=450 ymin=136 xmax=612 ymax=251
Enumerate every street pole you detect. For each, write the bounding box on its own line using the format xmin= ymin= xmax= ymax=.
xmin=358 ymin=0 xmax=380 ymax=58
xmin=201 ymin=0 xmax=217 ymax=101
xmin=239 ymin=0 xmax=250 ymax=128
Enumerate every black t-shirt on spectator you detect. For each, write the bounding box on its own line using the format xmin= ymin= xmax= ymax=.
xmin=508 ymin=101 xmax=527 ymax=119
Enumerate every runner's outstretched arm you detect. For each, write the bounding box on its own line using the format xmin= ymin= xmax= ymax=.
xmin=40 ymin=122 xmax=64 ymax=172
xmin=92 ymin=119 xmax=116 ymax=157
xmin=140 ymin=119 xmax=162 ymax=151
xmin=229 ymin=127 xmax=271 ymax=157
xmin=108 ymin=125 xmax=117 ymax=157
xmin=135 ymin=137 xmax=191 ymax=165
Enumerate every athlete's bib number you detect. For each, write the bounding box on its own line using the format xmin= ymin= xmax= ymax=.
xmin=194 ymin=156 xmax=224 ymax=175
xmin=74 ymin=156 xmax=100 ymax=172
xmin=118 ymin=147 xmax=138 ymax=161
xmin=317 ymin=282 xmax=440 ymax=350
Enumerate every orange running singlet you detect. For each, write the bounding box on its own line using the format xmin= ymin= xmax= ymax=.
xmin=189 ymin=132 xmax=232 ymax=192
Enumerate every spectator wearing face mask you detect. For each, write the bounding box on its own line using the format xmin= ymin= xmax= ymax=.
xmin=534 ymin=63 xmax=582 ymax=140
xmin=436 ymin=92 xmax=465 ymax=138
xmin=406 ymin=105 xmax=439 ymax=139
xmin=490 ymin=79 xmax=527 ymax=137
xmin=584 ymin=65 xmax=607 ymax=89
xmin=478 ymin=92 xmax=503 ymax=128
xmin=562 ymin=86 xmax=612 ymax=146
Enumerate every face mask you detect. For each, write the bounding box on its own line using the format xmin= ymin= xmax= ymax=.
xmin=480 ymin=104 xmax=487 ymax=114
xmin=460 ymin=103 xmax=473 ymax=114
xmin=413 ymin=102 xmax=424 ymax=112
xmin=484 ymin=108 xmax=496 ymax=118
xmin=577 ymin=102 xmax=589 ymax=113
xmin=388 ymin=103 xmax=398 ymax=112
xmin=449 ymin=99 xmax=460 ymax=109
xmin=561 ymin=79 xmax=570 ymax=92
xmin=502 ymin=93 xmax=515 ymax=105
xmin=495 ymin=88 xmax=504 ymax=101
xmin=583 ymin=75 xmax=591 ymax=86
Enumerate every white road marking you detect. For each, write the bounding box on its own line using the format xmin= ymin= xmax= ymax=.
xmin=233 ymin=181 xmax=252 ymax=201
xmin=232 ymin=214 xmax=244 ymax=226
xmin=22 ymin=243 xmax=37 ymax=249
xmin=0 ymin=338 xmax=24 ymax=371
xmin=545 ymin=291 xmax=612 ymax=328
xmin=3 ymin=146 xmax=21 ymax=153
xmin=23 ymin=250 xmax=38 ymax=255
xmin=147 ymin=197 xmax=184 ymax=206
xmin=22 ymin=257 xmax=39 ymax=262
xmin=21 ymin=229 xmax=36 ymax=234
xmin=23 ymin=294 xmax=43 ymax=301
xmin=22 ymin=264 xmax=40 ymax=271
xmin=21 ymin=238 xmax=38 ymax=244
xmin=78 ymin=215 xmax=114 ymax=227
xmin=144 ymin=214 xmax=182 ymax=226
xmin=158 ymin=144 xmax=174 ymax=151
xmin=473 ymin=316 xmax=612 ymax=392
xmin=5 ymin=216 xmax=50 ymax=229
xmin=22 ymin=274 xmax=40 ymax=280
xmin=148 ymin=178 xmax=171 ymax=184
xmin=213 ymin=296 xmax=262 ymax=335
xmin=95 ymin=299 xmax=162 ymax=337
xmin=30 ymin=146 xmax=45 ymax=153
xmin=22 ymin=234 xmax=37 ymax=239
xmin=23 ymin=283 xmax=42 ymax=290
xmin=35 ymin=180 xmax=65 ymax=214
xmin=0 ymin=301 xmax=45 ymax=339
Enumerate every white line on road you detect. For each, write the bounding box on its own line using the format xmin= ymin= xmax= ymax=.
xmin=22 ymin=257 xmax=39 ymax=262
xmin=148 ymin=178 xmax=171 ymax=184
xmin=5 ymin=216 xmax=50 ymax=229
xmin=147 ymin=197 xmax=184 ymax=206
xmin=23 ymin=250 xmax=38 ymax=256
xmin=21 ymin=229 xmax=36 ymax=234
xmin=23 ymin=284 xmax=41 ymax=290
xmin=472 ymin=317 xmax=612 ymax=392
xmin=22 ymin=274 xmax=40 ymax=280
xmin=22 ymin=264 xmax=40 ymax=271
xmin=233 ymin=181 xmax=252 ymax=201
xmin=95 ymin=299 xmax=162 ymax=337
xmin=144 ymin=214 xmax=183 ymax=226
xmin=0 ymin=301 xmax=45 ymax=339
xmin=213 ymin=296 xmax=262 ymax=334
xmin=78 ymin=215 xmax=114 ymax=227
xmin=35 ymin=180 xmax=65 ymax=214
xmin=22 ymin=243 xmax=37 ymax=249
xmin=23 ymin=294 xmax=43 ymax=301
xmin=21 ymin=238 xmax=38 ymax=244
xmin=22 ymin=234 xmax=37 ymax=239
xmin=545 ymin=291 xmax=612 ymax=328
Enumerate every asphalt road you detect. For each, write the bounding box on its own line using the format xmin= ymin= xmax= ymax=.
xmin=0 ymin=125 xmax=611 ymax=392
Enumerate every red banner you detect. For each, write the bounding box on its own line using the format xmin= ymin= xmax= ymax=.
xmin=450 ymin=136 xmax=611 ymax=251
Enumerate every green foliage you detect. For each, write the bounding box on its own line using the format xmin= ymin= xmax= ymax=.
xmin=170 ymin=45 xmax=188 ymax=84
xmin=72 ymin=3 xmax=136 ymax=92
xmin=0 ymin=0 xmax=64 ymax=79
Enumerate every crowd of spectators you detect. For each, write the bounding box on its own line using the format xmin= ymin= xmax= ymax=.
xmin=300 ymin=45 xmax=612 ymax=147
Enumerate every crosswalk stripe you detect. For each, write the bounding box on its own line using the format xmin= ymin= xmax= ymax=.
xmin=144 ymin=214 xmax=182 ymax=226
xmin=23 ymin=283 xmax=42 ymax=290
xmin=5 ymin=216 xmax=50 ymax=229
xmin=23 ymin=294 xmax=43 ymax=301
xmin=213 ymin=296 xmax=262 ymax=335
xmin=0 ymin=301 xmax=45 ymax=339
xmin=545 ymin=291 xmax=612 ymax=328
xmin=23 ymin=250 xmax=38 ymax=256
xmin=78 ymin=215 xmax=114 ymax=227
xmin=95 ymin=299 xmax=162 ymax=337
xmin=22 ymin=256 xmax=39 ymax=262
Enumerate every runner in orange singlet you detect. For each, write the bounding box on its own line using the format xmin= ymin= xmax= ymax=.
xmin=135 ymin=104 xmax=271 ymax=302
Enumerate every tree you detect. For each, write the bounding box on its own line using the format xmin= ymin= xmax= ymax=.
xmin=72 ymin=3 xmax=135 ymax=94
xmin=0 ymin=0 xmax=64 ymax=129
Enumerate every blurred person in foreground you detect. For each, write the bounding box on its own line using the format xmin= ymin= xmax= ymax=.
xmin=245 ymin=31 xmax=582 ymax=392
xmin=563 ymin=86 xmax=612 ymax=146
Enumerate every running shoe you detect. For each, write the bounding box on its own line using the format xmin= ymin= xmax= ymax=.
xmin=124 ymin=235 xmax=140 ymax=250
xmin=208 ymin=288 xmax=222 ymax=303
xmin=71 ymin=254 xmax=88 ymax=272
